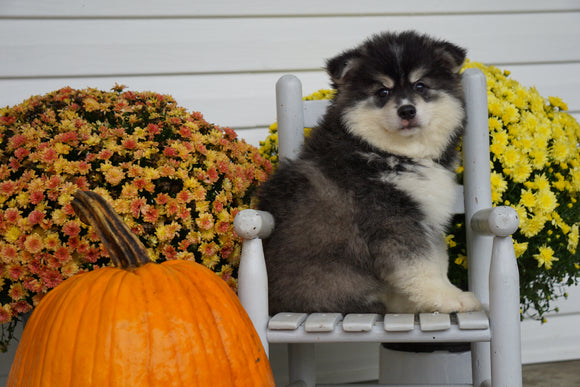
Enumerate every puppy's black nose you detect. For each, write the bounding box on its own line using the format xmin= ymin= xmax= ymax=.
xmin=397 ymin=105 xmax=416 ymax=120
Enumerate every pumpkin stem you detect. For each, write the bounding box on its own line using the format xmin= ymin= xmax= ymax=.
xmin=71 ymin=190 xmax=151 ymax=269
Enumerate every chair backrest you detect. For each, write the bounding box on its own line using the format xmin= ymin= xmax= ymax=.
xmin=274 ymin=68 xmax=493 ymax=307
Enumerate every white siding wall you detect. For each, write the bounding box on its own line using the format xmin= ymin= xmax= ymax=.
xmin=1 ymin=0 xmax=579 ymax=383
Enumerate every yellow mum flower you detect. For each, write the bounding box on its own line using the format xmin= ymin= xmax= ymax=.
xmin=529 ymin=149 xmax=549 ymax=170
xmin=513 ymin=241 xmax=529 ymax=258
xmin=83 ymin=97 xmax=101 ymax=112
xmin=570 ymin=166 xmax=580 ymax=191
xmin=501 ymin=146 xmax=520 ymax=168
xmin=51 ymin=158 xmax=68 ymax=174
xmin=16 ymin=192 xmax=30 ymax=208
xmin=552 ymin=173 xmax=568 ymax=191
xmin=549 ymin=96 xmax=568 ymax=111
xmin=568 ymin=224 xmax=579 ymax=253
xmin=445 ymin=234 xmax=457 ymax=248
xmin=490 ymin=129 xmax=509 ymax=156
xmin=512 ymin=87 xmax=528 ymax=109
xmin=5 ymin=226 xmax=21 ymax=243
xmin=487 ymin=95 xmax=503 ymax=117
xmin=551 ymin=140 xmax=572 ymax=163
xmin=535 ymin=189 xmax=558 ymax=214
xmin=528 ymin=87 xmax=545 ymax=113
xmin=54 ymin=143 xmax=71 ymax=155
xmin=511 ymin=161 xmax=532 ymax=183
xmin=533 ymin=174 xmax=550 ymax=191
xmin=488 ymin=116 xmax=503 ymax=131
xmin=518 ymin=135 xmax=533 ymax=154
xmin=155 ymin=222 xmax=181 ymax=242
xmin=143 ymin=167 xmax=161 ymax=180
xmin=534 ymin=245 xmax=558 ymax=269
xmin=501 ymin=101 xmax=520 ymax=124
xmin=490 ymin=171 xmax=507 ymax=203
xmin=520 ymin=189 xmax=536 ymax=208
xmin=521 ymin=214 xmax=548 ymax=238
xmin=454 ymin=254 xmax=468 ymax=269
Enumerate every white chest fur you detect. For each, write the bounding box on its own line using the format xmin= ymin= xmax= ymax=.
xmin=382 ymin=160 xmax=457 ymax=230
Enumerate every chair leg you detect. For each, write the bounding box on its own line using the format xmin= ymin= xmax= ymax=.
xmin=288 ymin=343 xmax=316 ymax=387
xmin=471 ymin=341 xmax=491 ymax=386
xmin=490 ymin=236 xmax=523 ymax=387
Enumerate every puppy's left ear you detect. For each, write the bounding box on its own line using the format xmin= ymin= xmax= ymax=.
xmin=326 ymin=49 xmax=362 ymax=88
xmin=436 ymin=42 xmax=467 ymax=74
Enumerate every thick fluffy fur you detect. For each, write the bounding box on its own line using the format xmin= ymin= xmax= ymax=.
xmin=258 ymin=31 xmax=482 ymax=315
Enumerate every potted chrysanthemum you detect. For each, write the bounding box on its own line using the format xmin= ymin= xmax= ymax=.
xmin=259 ymin=62 xmax=580 ymax=322
xmin=0 ymin=84 xmax=272 ymax=350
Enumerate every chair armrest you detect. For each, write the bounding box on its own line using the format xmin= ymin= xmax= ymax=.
xmin=471 ymin=206 xmax=519 ymax=237
xmin=233 ymin=209 xmax=275 ymax=240
xmin=234 ymin=209 xmax=274 ymax=354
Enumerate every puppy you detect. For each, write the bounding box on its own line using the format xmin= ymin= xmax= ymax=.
xmin=257 ymin=31 xmax=481 ymax=315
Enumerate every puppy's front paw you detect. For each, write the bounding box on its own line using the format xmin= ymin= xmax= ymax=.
xmin=413 ymin=288 xmax=482 ymax=314
xmin=456 ymin=291 xmax=482 ymax=312
xmin=436 ymin=290 xmax=482 ymax=313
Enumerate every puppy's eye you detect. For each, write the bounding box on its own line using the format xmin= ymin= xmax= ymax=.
xmin=414 ymin=82 xmax=427 ymax=93
xmin=376 ymin=87 xmax=390 ymax=98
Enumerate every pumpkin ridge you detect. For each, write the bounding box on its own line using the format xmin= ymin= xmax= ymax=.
xmin=163 ymin=263 xmax=224 ymax=381
xmin=159 ymin=262 xmax=229 ymax=385
xmin=109 ymin=268 xmax=151 ymax=386
xmin=218 ymin=279 xmax=271 ymax=384
xmin=10 ymin=272 xmax=89 ymax=386
xmin=192 ymin=275 xmax=240 ymax=386
xmin=120 ymin=264 xmax=155 ymax=385
xmin=136 ymin=263 xmax=193 ymax=386
xmin=171 ymin=262 xmax=268 ymax=385
xmin=154 ymin=264 xmax=201 ymax=386
xmin=66 ymin=272 xmax=100 ymax=386
xmin=206 ymin=278 xmax=268 ymax=383
xmin=40 ymin=273 xmax=96 ymax=386
xmin=91 ymin=269 xmax=130 ymax=386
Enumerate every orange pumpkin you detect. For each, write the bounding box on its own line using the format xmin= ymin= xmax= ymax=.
xmin=8 ymin=191 xmax=274 ymax=387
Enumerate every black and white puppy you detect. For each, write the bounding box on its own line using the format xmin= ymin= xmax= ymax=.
xmin=257 ymin=31 xmax=482 ymax=315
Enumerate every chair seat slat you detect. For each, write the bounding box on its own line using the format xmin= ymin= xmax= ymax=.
xmin=304 ymin=313 xmax=343 ymax=332
xmin=343 ymin=313 xmax=380 ymax=332
xmin=457 ymin=311 xmax=490 ymax=330
xmin=384 ymin=314 xmax=415 ymax=332
xmin=268 ymin=313 xmax=308 ymax=330
xmin=419 ymin=313 xmax=452 ymax=331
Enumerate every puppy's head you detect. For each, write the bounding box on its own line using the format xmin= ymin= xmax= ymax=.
xmin=326 ymin=31 xmax=466 ymax=160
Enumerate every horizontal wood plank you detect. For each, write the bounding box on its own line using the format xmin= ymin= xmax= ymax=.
xmin=0 ymin=72 xmax=328 ymax=129
xmin=1 ymin=13 xmax=580 ymax=78
xmin=522 ymin=311 xmax=580 ymax=363
xmin=2 ymin=64 xmax=578 ymax=135
xmin=2 ymin=0 xmax=579 ymax=18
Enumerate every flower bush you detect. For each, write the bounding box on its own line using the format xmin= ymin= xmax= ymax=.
xmin=0 ymin=85 xmax=271 ymax=349
xmin=259 ymin=62 xmax=580 ymax=321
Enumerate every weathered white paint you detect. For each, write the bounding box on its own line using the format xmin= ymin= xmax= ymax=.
xmin=2 ymin=14 xmax=580 ymax=78
xmin=1 ymin=0 xmax=579 ymax=17
xmin=2 ymin=64 xmax=580 ymax=133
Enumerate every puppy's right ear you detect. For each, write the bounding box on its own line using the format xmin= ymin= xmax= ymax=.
xmin=326 ymin=49 xmax=361 ymax=89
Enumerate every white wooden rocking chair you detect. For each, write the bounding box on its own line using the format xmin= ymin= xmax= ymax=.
xmin=234 ymin=68 xmax=522 ymax=386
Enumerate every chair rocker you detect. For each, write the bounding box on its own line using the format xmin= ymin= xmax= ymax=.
xmin=234 ymin=68 xmax=522 ymax=386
